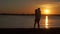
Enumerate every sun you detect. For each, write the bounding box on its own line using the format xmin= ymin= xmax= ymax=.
xmin=45 ymin=9 xmax=49 ymax=13
xmin=44 ymin=9 xmax=50 ymax=14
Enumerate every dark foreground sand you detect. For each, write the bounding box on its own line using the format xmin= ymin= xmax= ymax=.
xmin=0 ymin=28 xmax=60 ymax=34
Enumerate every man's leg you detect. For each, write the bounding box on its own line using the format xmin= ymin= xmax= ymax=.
xmin=34 ymin=19 xmax=36 ymax=28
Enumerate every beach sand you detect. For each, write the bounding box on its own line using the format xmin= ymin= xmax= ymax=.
xmin=0 ymin=28 xmax=60 ymax=34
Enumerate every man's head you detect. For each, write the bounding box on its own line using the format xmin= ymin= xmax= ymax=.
xmin=38 ymin=8 xmax=40 ymax=10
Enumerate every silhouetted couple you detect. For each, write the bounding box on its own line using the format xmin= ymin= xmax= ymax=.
xmin=34 ymin=8 xmax=41 ymax=28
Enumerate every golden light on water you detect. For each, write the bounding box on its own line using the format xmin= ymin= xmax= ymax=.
xmin=45 ymin=16 xmax=49 ymax=29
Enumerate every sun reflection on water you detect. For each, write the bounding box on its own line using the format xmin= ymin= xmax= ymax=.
xmin=45 ymin=16 xmax=49 ymax=29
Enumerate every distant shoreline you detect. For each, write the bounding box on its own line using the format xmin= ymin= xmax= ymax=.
xmin=0 ymin=14 xmax=60 ymax=16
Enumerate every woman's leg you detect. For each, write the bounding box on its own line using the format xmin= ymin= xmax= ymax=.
xmin=37 ymin=21 xmax=40 ymax=28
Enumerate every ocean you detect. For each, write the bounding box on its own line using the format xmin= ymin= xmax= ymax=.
xmin=0 ymin=15 xmax=60 ymax=28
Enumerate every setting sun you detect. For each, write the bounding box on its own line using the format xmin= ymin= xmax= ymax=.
xmin=40 ymin=4 xmax=53 ymax=14
xmin=44 ymin=9 xmax=50 ymax=14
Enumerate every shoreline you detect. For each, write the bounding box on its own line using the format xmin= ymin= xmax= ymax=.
xmin=0 ymin=14 xmax=60 ymax=16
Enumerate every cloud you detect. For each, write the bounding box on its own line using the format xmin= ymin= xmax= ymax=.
xmin=52 ymin=0 xmax=60 ymax=2
xmin=41 ymin=0 xmax=60 ymax=2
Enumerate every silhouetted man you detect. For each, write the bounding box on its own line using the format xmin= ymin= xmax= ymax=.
xmin=34 ymin=8 xmax=41 ymax=28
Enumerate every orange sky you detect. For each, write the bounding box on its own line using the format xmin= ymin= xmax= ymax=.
xmin=0 ymin=0 xmax=60 ymax=14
